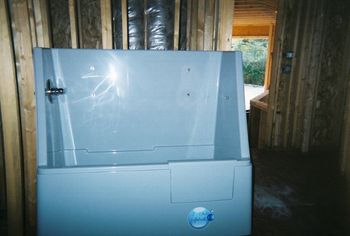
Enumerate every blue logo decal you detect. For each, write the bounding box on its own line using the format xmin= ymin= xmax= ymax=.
xmin=188 ymin=207 xmax=214 ymax=229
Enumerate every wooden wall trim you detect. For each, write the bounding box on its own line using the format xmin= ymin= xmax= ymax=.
xmin=0 ymin=0 xmax=24 ymax=234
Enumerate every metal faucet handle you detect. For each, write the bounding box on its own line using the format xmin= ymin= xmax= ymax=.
xmin=45 ymin=79 xmax=64 ymax=103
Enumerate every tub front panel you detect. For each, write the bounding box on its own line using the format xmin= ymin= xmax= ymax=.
xmin=37 ymin=161 xmax=252 ymax=236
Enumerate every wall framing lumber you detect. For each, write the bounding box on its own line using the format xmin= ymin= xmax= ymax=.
xmin=173 ymin=0 xmax=181 ymax=50
xmin=69 ymin=0 xmax=79 ymax=48
xmin=196 ymin=0 xmax=205 ymax=50
xmin=33 ymin=0 xmax=52 ymax=47
xmin=121 ymin=0 xmax=128 ymax=49
xmin=101 ymin=0 xmax=113 ymax=49
xmin=9 ymin=0 xmax=37 ymax=233
xmin=185 ymin=0 xmax=192 ymax=50
xmin=263 ymin=23 xmax=275 ymax=89
xmin=190 ymin=0 xmax=198 ymax=50
xmin=217 ymin=0 xmax=234 ymax=51
xmin=0 ymin=0 xmax=24 ymax=235
xmin=204 ymin=0 xmax=215 ymax=50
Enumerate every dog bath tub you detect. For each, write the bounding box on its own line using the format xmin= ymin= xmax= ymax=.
xmin=34 ymin=49 xmax=252 ymax=235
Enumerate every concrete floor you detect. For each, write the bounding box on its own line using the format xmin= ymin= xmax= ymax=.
xmin=252 ymin=150 xmax=350 ymax=236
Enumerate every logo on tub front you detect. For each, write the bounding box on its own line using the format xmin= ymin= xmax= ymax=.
xmin=188 ymin=207 xmax=214 ymax=229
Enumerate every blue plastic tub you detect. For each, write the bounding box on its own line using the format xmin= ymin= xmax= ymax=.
xmin=34 ymin=49 xmax=252 ymax=235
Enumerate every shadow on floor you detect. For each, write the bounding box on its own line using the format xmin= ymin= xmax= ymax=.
xmin=252 ymin=149 xmax=350 ymax=236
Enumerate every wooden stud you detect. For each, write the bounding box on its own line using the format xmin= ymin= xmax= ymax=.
xmin=204 ymin=0 xmax=215 ymax=50
xmin=186 ymin=0 xmax=192 ymax=50
xmin=121 ymin=0 xmax=128 ymax=49
xmin=28 ymin=0 xmax=38 ymax=47
xmin=0 ymin=109 xmax=5 ymax=211
xmin=196 ymin=0 xmax=205 ymax=50
xmin=33 ymin=0 xmax=52 ymax=47
xmin=101 ymin=0 xmax=113 ymax=49
xmin=10 ymin=0 xmax=37 ymax=232
xmin=213 ymin=0 xmax=219 ymax=50
xmin=0 ymin=0 xmax=24 ymax=234
xmin=217 ymin=0 xmax=234 ymax=51
xmin=340 ymin=10 xmax=350 ymax=177
xmin=173 ymin=0 xmax=181 ymax=50
xmin=265 ymin=0 xmax=287 ymax=148
xmin=281 ymin=0 xmax=303 ymax=148
xmin=263 ymin=23 xmax=275 ymax=89
xmin=69 ymin=0 xmax=79 ymax=48
xmin=300 ymin=1 xmax=327 ymax=152
xmin=190 ymin=0 xmax=198 ymax=50
xmin=341 ymin=77 xmax=350 ymax=178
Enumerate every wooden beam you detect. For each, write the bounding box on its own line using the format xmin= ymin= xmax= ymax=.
xmin=0 ymin=0 xmax=24 ymax=234
xmin=121 ymin=0 xmax=128 ymax=49
xmin=173 ymin=0 xmax=180 ymax=50
xmin=101 ymin=0 xmax=113 ymax=49
xmin=33 ymin=0 xmax=52 ymax=47
xmin=10 ymin=0 xmax=37 ymax=232
xmin=69 ymin=0 xmax=79 ymax=48
xmin=232 ymin=25 xmax=270 ymax=37
xmin=204 ymin=0 xmax=215 ymax=50
xmin=217 ymin=0 xmax=234 ymax=51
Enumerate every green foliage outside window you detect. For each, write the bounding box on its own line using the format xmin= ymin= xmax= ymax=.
xmin=232 ymin=38 xmax=268 ymax=86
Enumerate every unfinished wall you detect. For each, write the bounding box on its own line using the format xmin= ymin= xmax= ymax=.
xmin=265 ymin=0 xmax=350 ymax=152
